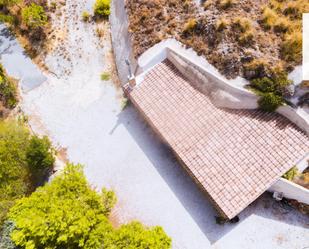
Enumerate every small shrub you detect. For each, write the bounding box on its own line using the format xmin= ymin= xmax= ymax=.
xmin=250 ymin=77 xmax=276 ymax=93
xmin=82 ymin=11 xmax=90 ymax=22
xmin=183 ymin=18 xmax=197 ymax=34
xmin=261 ymin=7 xmax=277 ymax=30
xmin=258 ymin=92 xmax=283 ymax=112
xmin=273 ymin=17 xmax=290 ymax=33
xmin=216 ymin=18 xmax=229 ymax=31
xmin=233 ymin=17 xmax=252 ymax=33
xmin=238 ymin=30 xmax=254 ymax=46
xmin=283 ymin=2 xmax=302 ymax=19
xmin=0 ymin=75 xmax=17 ymax=109
xmin=218 ymin=0 xmax=236 ymax=9
xmin=22 ymin=3 xmax=48 ymax=29
xmin=281 ymin=31 xmax=302 ymax=63
xmin=282 ymin=166 xmax=298 ymax=181
xmin=94 ymin=0 xmax=111 ymax=18
xmin=101 ymin=72 xmax=110 ymax=81
xmin=243 ymin=59 xmax=270 ymax=79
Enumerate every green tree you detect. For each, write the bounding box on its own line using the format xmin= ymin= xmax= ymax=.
xmin=93 ymin=0 xmax=110 ymax=18
xmin=21 ymin=3 xmax=48 ymax=29
xmin=26 ymin=135 xmax=55 ymax=186
xmin=0 ymin=120 xmax=30 ymax=226
xmin=8 ymin=164 xmax=114 ymax=249
xmin=0 ymin=120 xmax=55 ymax=226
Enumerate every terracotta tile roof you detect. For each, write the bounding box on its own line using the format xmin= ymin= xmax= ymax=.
xmin=126 ymin=60 xmax=309 ymax=219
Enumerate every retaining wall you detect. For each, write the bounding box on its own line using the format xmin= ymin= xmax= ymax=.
xmin=110 ymin=0 xmax=137 ymax=85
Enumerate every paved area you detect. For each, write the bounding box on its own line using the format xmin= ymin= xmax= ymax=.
xmin=127 ymin=59 xmax=309 ymax=219
xmin=8 ymin=0 xmax=308 ymax=248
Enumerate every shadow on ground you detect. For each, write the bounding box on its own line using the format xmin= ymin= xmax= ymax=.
xmin=111 ymin=104 xmax=309 ymax=243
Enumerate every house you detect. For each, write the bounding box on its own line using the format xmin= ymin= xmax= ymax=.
xmin=124 ymin=47 xmax=309 ymax=219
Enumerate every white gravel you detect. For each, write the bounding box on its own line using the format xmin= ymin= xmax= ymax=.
xmin=0 ymin=0 xmax=307 ymax=248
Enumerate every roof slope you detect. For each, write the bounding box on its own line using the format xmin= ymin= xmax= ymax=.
xmin=127 ymin=60 xmax=309 ymax=219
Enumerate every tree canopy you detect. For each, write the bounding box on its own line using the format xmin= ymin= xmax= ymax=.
xmin=0 ymin=120 xmax=54 ymax=226
xmin=6 ymin=164 xmax=171 ymax=249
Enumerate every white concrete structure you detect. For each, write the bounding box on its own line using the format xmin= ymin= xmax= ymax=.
xmin=269 ymin=178 xmax=309 ymax=205
xmin=303 ymin=13 xmax=309 ymax=82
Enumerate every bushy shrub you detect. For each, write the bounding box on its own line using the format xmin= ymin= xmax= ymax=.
xmin=22 ymin=3 xmax=48 ymax=29
xmin=233 ymin=17 xmax=252 ymax=33
xmin=0 ymin=65 xmax=17 ymax=109
xmin=26 ymin=135 xmax=55 ymax=186
xmin=261 ymin=7 xmax=278 ymax=30
xmin=250 ymin=77 xmax=276 ymax=93
xmin=258 ymin=92 xmax=283 ymax=112
xmin=282 ymin=166 xmax=298 ymax=181
xmin=94 ymin=0 xmax=110 ymax=18
xmin=112 ymin=222 xmax=172 ymax=248
xmin=216 ymin=18 xmax=229 ymax=31
xmin=281 ymin=31 xmax=302 ymax=63
xmin=183 ymin=18 xmax=197 ymax=34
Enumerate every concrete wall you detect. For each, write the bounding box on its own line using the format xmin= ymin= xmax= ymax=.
xmin=110 ymin=0 xmax=137 ymax=85
xmin=303 ymin=13 xmax=309 ymax=81
xmin=269 ymin=178 xmax=309 ymax=205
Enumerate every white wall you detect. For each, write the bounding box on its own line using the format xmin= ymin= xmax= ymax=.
xmin=303 ymin=13 xmax=309 ymax=81
xmin=269 ymin=178 xmax=309 ymax=205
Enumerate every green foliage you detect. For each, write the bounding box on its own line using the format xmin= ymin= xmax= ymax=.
xmin=282 ymin=166 xmax=299 ymax=181
xmin=101 ymin=72 xmax=110 ymax=81
xmin=22 ymin=3 xmax=48 ymax=29
xmin=0 ymin=221 xmax=17 ymax=249
xmin=101 ymin=188 xmax=117 ymax=216
xmin=0 ymin=121 xmax=30 ymax=226
xmin=7 ymin=164 xmax=171 ymax=249
xmin=0 ymin=64 xmax=17 ymax=109
xmin=26 ymin=135 xmax=55 ymax=186
xmin=94 ymin=0 xmax=110 ymax=18
xmin=258 ymin=92 xmax=283 ymax=112
xmin=0 ymin=13 xmax=14 ymax=24
xmin=0 ymin=0 xmax=20 ymax=7
xmin=0 ymin=120 xmax=54 ymax=226
xmin=251 ymin=77 xmax=276 ymax=93
xmin=9 ymin=164 xmax=113 ymax=249
xmin=111 ymin=221 xmax=172 ymax=249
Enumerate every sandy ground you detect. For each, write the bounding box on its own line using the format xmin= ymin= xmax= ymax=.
xmin=0 ymin=0 xmax=308 ymax=248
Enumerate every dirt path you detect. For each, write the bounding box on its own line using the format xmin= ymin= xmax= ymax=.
xmin=16 ymin=0 xmax=309 ymax=248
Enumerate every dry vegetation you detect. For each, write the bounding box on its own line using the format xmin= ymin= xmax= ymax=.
xmin=126 ymin=0 xmax=309 ymax=110
xmin=126 ymin=0 xmax=308 ymax=79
